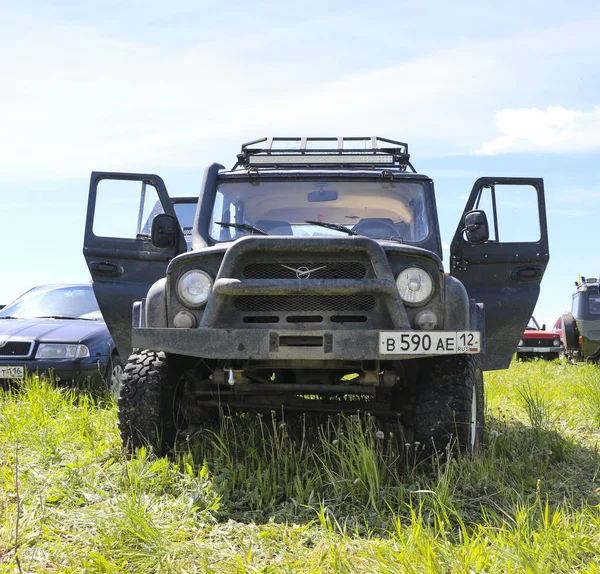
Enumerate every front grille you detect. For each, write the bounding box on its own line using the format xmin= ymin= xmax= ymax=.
xmin=234 ymin=295 xmax=375 ymax=313
xmin=243 ymin=261 xmax=367 ymax=279
xmin=527 ymin=338 xmax=555 ymax=348
xmin=0 ymin=341 xmax=33 ymax=358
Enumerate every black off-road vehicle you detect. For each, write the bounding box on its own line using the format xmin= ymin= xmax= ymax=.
xmin=83 ymin=137 xmax=549 ymax=453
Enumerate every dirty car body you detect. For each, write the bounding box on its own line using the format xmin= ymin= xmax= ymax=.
xmin=83 ymin=137 xmax=549 ymax=453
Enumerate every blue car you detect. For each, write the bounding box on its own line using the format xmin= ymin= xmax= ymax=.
xmin=0 ymin=284 xmax=122 ymax=391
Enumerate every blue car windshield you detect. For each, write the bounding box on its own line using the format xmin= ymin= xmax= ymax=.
xmin=208 ymin=180 xmax=430 ymax=242
xmin=0 ymin=286 xmax=102 ymax=320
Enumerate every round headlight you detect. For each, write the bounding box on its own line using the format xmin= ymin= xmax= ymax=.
xmin=177 ymin=270 xmax=213 ymax=308
xmin=396 ymin=267 xmax=434 ymax=305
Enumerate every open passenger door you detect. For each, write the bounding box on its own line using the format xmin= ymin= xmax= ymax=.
xmin=450 ymin=177 xmax=549 ymax=370
xmin=83 ymin=172 xmax=187 ymax=359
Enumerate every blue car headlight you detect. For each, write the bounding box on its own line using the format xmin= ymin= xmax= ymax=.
xmin=35 ymin=344 xmax=91 ymax=359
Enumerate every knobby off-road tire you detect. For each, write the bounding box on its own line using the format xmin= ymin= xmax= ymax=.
xmin=118 ymin=350 xmax=179 ymax=454
xmin=412 ymin=355 xmax=484 ymax=454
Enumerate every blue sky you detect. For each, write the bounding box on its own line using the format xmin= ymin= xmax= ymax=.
xmin=2 ymin=0 xmax=600 ymax=329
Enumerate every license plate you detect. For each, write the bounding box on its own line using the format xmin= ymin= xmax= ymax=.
xmin=0 ymin=366 xmax=25 ymax=379
xmin=379 ymin=331 xmax=481 ymax=355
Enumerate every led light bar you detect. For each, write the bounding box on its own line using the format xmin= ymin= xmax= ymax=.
xmin=236 ymin=137 xmax=416 ymax=172
xmin=248 ymin=154 xmax=395 ymax=166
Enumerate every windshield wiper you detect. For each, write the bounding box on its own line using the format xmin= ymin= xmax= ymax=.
xmin=215 ymin=222 xmax=269 ymax=236
xmin=0 ymin=316 xmax=17 ymax=319
xmin=305 ymin=220 xmax=360 ymax=236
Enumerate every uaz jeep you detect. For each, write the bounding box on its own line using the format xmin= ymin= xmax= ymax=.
xmin=83 ymin=137 xmax=549 ymax=453
xmin=562 ymin=276 xmax=600 ymax=362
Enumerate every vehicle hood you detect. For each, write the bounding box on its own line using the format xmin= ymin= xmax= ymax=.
xmin=523 ymin=330 xmax=558 ymax=340
xmin=0 ymin=318 xmax=108 ymax=343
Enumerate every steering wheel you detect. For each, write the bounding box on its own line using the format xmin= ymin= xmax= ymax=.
xmin=352 ymin=218 xmax=401 ymax=239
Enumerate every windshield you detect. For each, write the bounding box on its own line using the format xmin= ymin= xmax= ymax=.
xmin=526 ymin=317 xmax=541 ymax=330
xmin=209 ymin=180 xmax=430 ymax=242
xmin=0 ymin=285 xmax=102 ymax=320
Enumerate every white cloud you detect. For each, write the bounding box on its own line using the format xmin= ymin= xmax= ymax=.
xmin=478 ymin=106 xmax=600 ymax=155
xmin=0 ymin=34 xmax=509 ymax=178
xmin=2 ymin=12 xmax=600 ymax=178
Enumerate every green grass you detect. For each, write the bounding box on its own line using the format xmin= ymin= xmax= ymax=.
xmin=1 ymin=360 xmax=600 ymax=572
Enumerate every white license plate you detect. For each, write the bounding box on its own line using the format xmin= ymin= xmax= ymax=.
xmin=0 ymin=366 xmax=25 ymax=379
xmin=379 ymin=331 xmax=481 ymax=355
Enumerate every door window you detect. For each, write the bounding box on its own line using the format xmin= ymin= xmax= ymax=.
xmin=474 ymin=183 xmax=540 ymax=243
xmin=173 ymin=201 xmax=198 ymax=250
xmin=93 ymin=179 xmax=163 ymax=239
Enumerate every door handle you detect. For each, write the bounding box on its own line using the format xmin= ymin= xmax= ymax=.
xmin=90 ymin=261 xmax=122 ymax=277
xmin=512 ymin=266 xmax=542 ymax=281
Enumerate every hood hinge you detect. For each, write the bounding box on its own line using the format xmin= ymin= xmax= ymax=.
xmin=452 ymin=256 xmax=469 ymax=272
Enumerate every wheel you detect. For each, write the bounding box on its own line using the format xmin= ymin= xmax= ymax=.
xmin=561 ymin=313 xmax=578 ymax=351
xmin=412 ymin=355 xmax=484 ymax=453
xmin=118 ymin=350 xmax=180 ymax=454
xmin=104 ymin=353 xmax=124 ymax=397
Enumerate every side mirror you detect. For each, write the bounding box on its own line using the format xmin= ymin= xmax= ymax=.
xmin=542 ymin=324 xmax=546 ymax=331
xmin=463 ymin=210 xmax=489 ymax=244
xmin=151 ymin=213 xmax=178 ymax=248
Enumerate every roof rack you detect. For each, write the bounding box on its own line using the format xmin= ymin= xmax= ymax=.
xmin=234 ymin=137 xmax=416 ymax=172
xmin=575 ymin=275 xmax=600 ymax=288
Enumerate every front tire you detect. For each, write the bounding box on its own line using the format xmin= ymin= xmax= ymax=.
xmin=412 ymin=355 xmax=484 ymax=453
xmin=118 ymin=350 xmax=179 ymax=454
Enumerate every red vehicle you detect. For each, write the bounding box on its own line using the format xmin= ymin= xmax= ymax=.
xmin=515 ymin=317 xmax=563 ymax=360
xmin=552 ymin=317 xmax=563 ymax=341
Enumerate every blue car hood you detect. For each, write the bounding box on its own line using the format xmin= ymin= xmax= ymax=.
xmin=0 ymin=318 xmax=108 ymax=343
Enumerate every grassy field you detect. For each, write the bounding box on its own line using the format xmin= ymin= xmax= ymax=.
xmin=1 ymin=360 xmax=600 ymax=572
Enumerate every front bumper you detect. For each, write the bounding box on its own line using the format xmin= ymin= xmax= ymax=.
xmin=133 ymin=327 xmax=480 ymax=361
xmin=516 ymin=346 xmax=562 ymax=353
xmin=0 ymin=357 xmax=109 ymax=383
